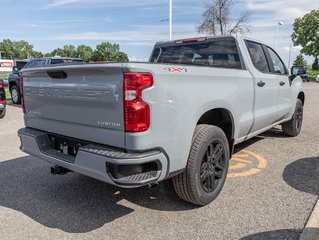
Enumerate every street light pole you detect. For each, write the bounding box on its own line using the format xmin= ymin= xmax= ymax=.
xmin=288 ymin=44 xmax=292 ymax=69
xmin=169 ymin=0 xmax=172 ymax=41
xmin=275 ymin=21 xmax=283 ymax=50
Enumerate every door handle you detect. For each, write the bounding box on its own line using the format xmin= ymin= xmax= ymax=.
xmin=279 ymin=81 xmax=286 ymax=86
xmin=257 ymin=81 xmax=266 ymax=87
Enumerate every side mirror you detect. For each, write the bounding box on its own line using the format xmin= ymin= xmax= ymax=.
xmin=12 ymin=66 xmax=20 ymax=74
xmin=291 ymin=66 xmax=306 ymax=76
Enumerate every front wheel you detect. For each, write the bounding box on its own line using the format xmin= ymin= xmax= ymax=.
xmin=172 ymin=124 xmax=230 ymax=206
xmin=11 ymin=86 xmax=21 ymax=104
xmin=282 ymin=99 xmax=303 ymax=137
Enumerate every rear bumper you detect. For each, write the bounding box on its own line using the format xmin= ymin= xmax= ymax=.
xmin=18 ymin=128 xmax=169 ymax=188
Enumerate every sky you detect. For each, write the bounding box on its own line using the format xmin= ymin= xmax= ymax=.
xmin=0 ymin=0 xmax=319 ymax=66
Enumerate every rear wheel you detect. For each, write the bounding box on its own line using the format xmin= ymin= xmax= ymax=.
xmin=282 ymin=99 xmax=303 ymax=137
xmin=172 ymin=124 xmax=230 ymax=206
xmin=11 ymin=86 xmax=21 ymax=104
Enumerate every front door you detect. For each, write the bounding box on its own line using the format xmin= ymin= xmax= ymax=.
xmin=265 ymin=46 xmax=292 ymax=121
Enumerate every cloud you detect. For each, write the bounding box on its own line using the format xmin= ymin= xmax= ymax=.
xmin=45 ymin=0 xmax=81 ymax=8
xmin=44 ymin=0 xmax=162 ymax=9
xmin=26 ymin=23 xmax=199 ymax=43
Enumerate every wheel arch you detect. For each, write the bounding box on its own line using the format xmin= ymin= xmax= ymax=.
xmin=297 ymin=91 xmax=305 ymax=106
xmin=8 ymin=80 xmax=18 ymax=91
xmin=196 ymin=108 xmax=235 ymax=154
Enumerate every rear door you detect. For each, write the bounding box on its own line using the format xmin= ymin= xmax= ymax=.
xmin=245 ymin=40 xmax=279 ymax=133
xmin=22 ymin=64 xmax=125 ymax=148
xmin=265 ymin=46 xmax=292 ymax=120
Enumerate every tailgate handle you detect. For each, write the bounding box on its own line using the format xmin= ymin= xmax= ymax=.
xmin=47 ymin=71 xmax=67 ymax=79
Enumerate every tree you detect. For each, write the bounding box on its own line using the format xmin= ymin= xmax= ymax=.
xmin=0 ymin=39 xmax=16 ymax=59
xmin=312 ymin=57 xmax=319 ymax=70
xmin=31 ymin=51 xmax=44 ymax=58
xmin=93 ymin=42 xmax=129 ymax=62
xmin=50 ymin=48 xmax=65 ymax=57
xmin=197 ymin=0 xmax=251 ymax=35
xmin=77 ymin=45 xmax=93 ymax=62
xmin=293 ymin=54 xmax=308 ymax=67
xmin=63 ymin=44 xmax=77 ymax=58
xmin=0 ymin=39 xmax=35 ymax=59
xmin=291 ymin=10 xmax=319 ymax=61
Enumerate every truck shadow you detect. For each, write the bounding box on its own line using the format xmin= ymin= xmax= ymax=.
xmin=240 ymin=156 xmax=319 ymax=240
xmin=283 ymin=156 xmax=319 ymax=196
xmin=240 ymin=229 xmax=301 ymax=240
xmin=0 ymin=156 xmax=193 ymax=233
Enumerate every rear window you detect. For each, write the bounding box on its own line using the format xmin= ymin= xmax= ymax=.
xmin=51 ymin=59 xmax=64 ymax=65
xmin=150 ymin=37 xmax=242 ymax=69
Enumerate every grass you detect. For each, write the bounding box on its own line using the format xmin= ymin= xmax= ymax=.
xmin=0 ymin=74 xmax=11 ymax=101
xmin=5 ymin=88 xmax=11 ymax=101
xmin=307 ymin=69 xmax=319 ymax=81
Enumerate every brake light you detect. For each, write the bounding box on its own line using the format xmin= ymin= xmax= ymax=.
xmin=175 ymin=37 xmax=207 ymax=44
xmin=124 ymin=72 xmax=153 ymax=132
xmin=20 ymin=76 xmax=25 ymax=114
xmin=0 ymin=81 xmax=3 ymax=88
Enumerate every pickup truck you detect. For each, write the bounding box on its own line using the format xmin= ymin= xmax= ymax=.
xmin=8 ymin=57 xmax=83 ymax=104
xmin=18 ymin=35 xmax=304 ymax=206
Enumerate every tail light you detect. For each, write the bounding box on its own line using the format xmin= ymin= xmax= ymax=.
xmin=124 ymin=72 xmax=153 ymax=132
xmin=0 ymin=80 xmax=5 ymax=103
xmin=20 ymin=76 xmax=25 ymax=114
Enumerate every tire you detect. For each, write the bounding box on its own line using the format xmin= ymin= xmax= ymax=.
xmin=11 ymin=85 xmax=21 ymax=104
xmin=172 ymin=124 xmax=230 ymax=206
xmin=0 ymin=109 xmax=5 ymax=119
xmin=282 ymin=99 xmax=303 ymax=137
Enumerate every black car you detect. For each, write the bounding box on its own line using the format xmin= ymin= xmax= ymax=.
xmin=8 ymin=57 xmax=83 ymax=104
xmin=0 ymin=79 xmax=6 ymax=119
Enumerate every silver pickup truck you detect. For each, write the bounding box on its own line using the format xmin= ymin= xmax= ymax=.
xmin=18 ymin=35 xmax=304 ymax=206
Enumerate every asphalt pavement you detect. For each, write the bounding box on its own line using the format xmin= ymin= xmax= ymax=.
xmin=0 ymin=83 xmax=318 ymax=240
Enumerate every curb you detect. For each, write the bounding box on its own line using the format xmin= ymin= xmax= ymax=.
xmin=300 ymin=198 xmax=319 ymax=240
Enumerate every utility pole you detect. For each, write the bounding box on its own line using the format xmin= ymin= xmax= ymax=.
xmin=169 ymin=0 xmax=172 ymax=41
xmin=288 ymin=44 xmax=292 ymax=69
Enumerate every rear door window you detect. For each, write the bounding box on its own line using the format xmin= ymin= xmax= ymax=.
xmin=150 ymin=37 xmax=242 ymax=69
xmin=245 ymin=41 xmax=270 ymax=73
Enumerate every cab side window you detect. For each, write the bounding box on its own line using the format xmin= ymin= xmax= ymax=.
xmin=266 ymin=47 xmax=288 ymax=75
xmin=246 ymin=41 xmax=270 ymax=73
xmin=24 ymin=60 xmax=35 ymax=69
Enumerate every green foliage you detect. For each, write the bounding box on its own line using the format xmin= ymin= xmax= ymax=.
xmin=5 ymin=88 xmax=11 ymax=101
xmin=31 ymin=51 xmax=44 ymax=58
xmin=93 ymin=42 xmax=129 ymax=62
xmin=0 ymin=39 xmax=40 ymax=59
xmin=307 ymin=68 xmax=319 ymax=81
xmin=312 ymin=57 xmax=319 ymax=70
xmin=77 ymin=45 xmax=93 ymax=62
xmin=292 ymin=10 xmax=319 ymax=58
xmin=293 ymin=54 xmax=308 ymax=68
xmin=1 ymin=39 xmax=129 ymax=62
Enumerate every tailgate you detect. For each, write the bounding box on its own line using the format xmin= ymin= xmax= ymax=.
xmin=22 ymin=64 xmax=125 ymax=148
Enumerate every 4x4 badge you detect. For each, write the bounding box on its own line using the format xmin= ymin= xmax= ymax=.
xmin=162 ymin=67 xmax=188 ymax=73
